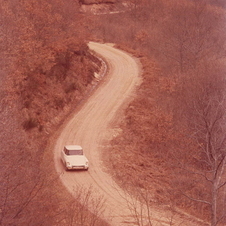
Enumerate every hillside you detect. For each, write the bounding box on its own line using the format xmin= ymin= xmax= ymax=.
xmin=0 ymin=0 xmax=108 ymax=225
xmin=90 ymin=0 xmax=226 ymax=225
xmin=1 ymin=0 xmax=226 ymax=225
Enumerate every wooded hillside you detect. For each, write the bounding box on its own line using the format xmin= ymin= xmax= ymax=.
xmin=1 ymin=0 xmax=226 ymax=225
xmin=0 ymin=0 xmax=108 ymax=225
xmin=91 ymin=0 xmax=226 ymax=225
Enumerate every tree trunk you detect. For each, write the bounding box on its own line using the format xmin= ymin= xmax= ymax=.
xmin=211 ymin=179 xmax=217 ymax=226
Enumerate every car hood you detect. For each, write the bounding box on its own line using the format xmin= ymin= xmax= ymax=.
xmin=65 ymin=155 xmax=88 ymax=165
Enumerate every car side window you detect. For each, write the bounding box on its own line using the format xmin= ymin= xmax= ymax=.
xmin=64 ymin=148 xmax=69 ymax=155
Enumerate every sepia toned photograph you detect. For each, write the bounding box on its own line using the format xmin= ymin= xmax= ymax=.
xmin=0 ymin=0 xmax=225 ymax=225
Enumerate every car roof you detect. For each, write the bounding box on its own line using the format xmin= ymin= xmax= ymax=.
xmin=65 ymin=145 xmax=82 ymax=150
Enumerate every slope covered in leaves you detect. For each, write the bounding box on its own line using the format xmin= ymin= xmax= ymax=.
xmin=0 ymin=0 xmax=107 ymax=225
xmin=93 ymin=0 xmax=226 ymax=224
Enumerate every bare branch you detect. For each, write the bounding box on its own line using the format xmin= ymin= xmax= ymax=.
xmin=182 ymin=192 xmax=211 ymax=206
xmin=13 ymin=179 xmax=44 ymax=219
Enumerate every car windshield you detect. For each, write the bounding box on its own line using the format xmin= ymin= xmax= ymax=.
xmin=68 ymin=149 xmax=83 ymax=155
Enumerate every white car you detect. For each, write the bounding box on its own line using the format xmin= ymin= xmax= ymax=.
xmin=61 ymin=145 xmax=89 ymax=170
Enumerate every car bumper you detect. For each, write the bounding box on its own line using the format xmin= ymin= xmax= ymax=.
xmin=67 ymin=165 xmax=88 ymax=170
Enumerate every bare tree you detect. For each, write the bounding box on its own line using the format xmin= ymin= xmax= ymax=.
xmin=161 ymin=1 xmax=225 ymax=73
xmin=192 ymin=98 xmax=226 ymax=225
xmin=175 ymin=69 xmax=226 ymax=226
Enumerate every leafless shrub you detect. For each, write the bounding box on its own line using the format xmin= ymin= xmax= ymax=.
xmin=114 ymin=181 xmax=189 ymax=226
xmin=62 ymin=185 xmax=107 ymax=226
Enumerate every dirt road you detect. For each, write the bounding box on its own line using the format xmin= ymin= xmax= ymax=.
xmin=54 ymin=43 xmax=207 ymax=226
xmin=54 ymin=42 xmax=143 ymax=225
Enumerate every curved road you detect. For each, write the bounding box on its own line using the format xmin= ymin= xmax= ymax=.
xmin=54 ymin=42 xmax=143 ymax=225
xmin=54 ymin=43 xmax=207 ymax=226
